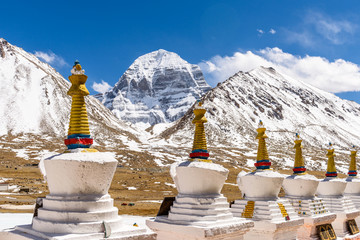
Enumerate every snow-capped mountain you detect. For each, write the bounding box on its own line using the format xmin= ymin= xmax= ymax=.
xmin=0 ymin=38 xmax=138 ymax=144
xmin=1 ymin=37 xmax=359 ymax=175
xmin=156 ymin=66 xmax=360 ymax=173
xmin=96 ymin=49 xmax=211 ymax=126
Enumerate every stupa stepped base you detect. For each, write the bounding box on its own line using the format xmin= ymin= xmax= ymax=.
xmin=146 ymin=194 xmax=254 ymax=240
xmin=344 ymin=194 xmax=360 ymax=208
xmin=0 ymin=194 xmax=156 ymax=240
xmin=231 ymin=198 xmax=299 ymax=221
xmin=319 ymin=195 xmax=358 ymax=213
xmin=231 ymin=198 xmax=303 ymax=240
xmin=30 ymin=194 xmax=123 ymax=234
xmin=287 ymin=196 xmax=329 ymax=216
xmin=284 ymin=196 xmax=337 ymax=240
xmin=166 ymin=194 xmax=233 ymax=225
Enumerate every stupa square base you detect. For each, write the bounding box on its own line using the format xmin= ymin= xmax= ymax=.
xmin=345 ymin=194 xmax=360 ymax=209
xmin=146 ymin=217 xmax=253 ymax=240
xmin=1 ymin=224 xmax=156 ymax=240
xmin=331 ymin=212 xmax=360 ymax=239
xmin=243 ymin=218 xmax=304 ymax=240
xmin=345 ymin=194 xmax=360 ymax=227
xmin=296 ymin=213 xmax=337 ymax=240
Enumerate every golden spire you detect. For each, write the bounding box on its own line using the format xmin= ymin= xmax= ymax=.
xmin=293 ymin=133 xmax=306 ymax=174
xmin=325 ymin=142 xmax=337 ymax=177
xmin=189 ymin=101 xmax=211 ymax=163
xmin=254 ymin=120 xmax=271 ymax=170
xmin=348 ymin=146 xmax=358 ymax=177
xmin=64 ymin=61 xmax=96 ymax=152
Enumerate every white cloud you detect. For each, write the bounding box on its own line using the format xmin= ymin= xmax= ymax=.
xmin=284 ymin=30 xmax=314 ymax=47
xmin=307 ymin=12 xmax=356 ymax=44
xmin=269 ymin=28 xmax=276 ymax=34
xmin=285 ymin=11 xmax=357 ymax=47
xmin=92 ymin=80 xmax=112 ymax=94
xmin=34 ymin=51 xmax=68 ymax=67
xmin=199 ymin=47 xmax=360 ymax=93
xmin=257 ymin=29 xmax=264 ymax=35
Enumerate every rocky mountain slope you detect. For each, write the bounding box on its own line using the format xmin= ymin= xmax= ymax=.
xmin=155 ymin=66 xmax=360 ymax=173
xmin=0 ymin=38 xmax=140 ymax=152
xmin=96 ymin=49 xmax=211 ymax=126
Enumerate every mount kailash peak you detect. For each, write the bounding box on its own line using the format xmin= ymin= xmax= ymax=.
xmin=95 ymin=49 xmax=211 ymax=127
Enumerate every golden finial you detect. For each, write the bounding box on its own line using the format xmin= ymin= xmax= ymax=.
xmin=325 ymin=142 xmax=337 ymax=177
xmin=293 ymin=133 xmax=306 ymax=174
xmin=64 ymin=61 xmax=97 ymax=152
xmin=255 ymin=120 xmax=271 ymax=170
xmin=348 ymin=145 xmax=358 ymax=177
xmin=189 ymin=101 xmax=211 ymax=162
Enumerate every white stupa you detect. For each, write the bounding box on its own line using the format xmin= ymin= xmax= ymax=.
xmin=282 ymin=134 xmax=336 ymax=240
xmin=316 ymin=143 xmax=360 ymax=239
xmin=0 ymin=62 xmax=156 ymax=240
xmin=146 ymin=101 xmax=254 ymax=240
xmin=231 ymin=121 xmax=303 ymax=240
xmin=344 ymin=146 xmax=360 ymax=228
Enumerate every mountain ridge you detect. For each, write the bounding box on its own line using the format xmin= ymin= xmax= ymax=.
xmin=154 ymin=66 xmax=360 ymax=173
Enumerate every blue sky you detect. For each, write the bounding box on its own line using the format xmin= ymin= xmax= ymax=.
xmin=2 ymin=0 xmax=360 ymax=102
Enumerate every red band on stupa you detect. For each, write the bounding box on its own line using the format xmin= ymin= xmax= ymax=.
xmin=64 ymin=138 xmax=93 ymax=146
xmin=189 ymin=152 xmax=210 ymax=158
xmin=254 ymin=161 xmax=271 ymax=167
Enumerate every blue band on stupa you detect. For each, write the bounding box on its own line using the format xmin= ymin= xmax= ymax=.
xmin=67 ymin=134 xmax=91 ymax=139
xmin=191 ymin=149 xmax=208 ymax=153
